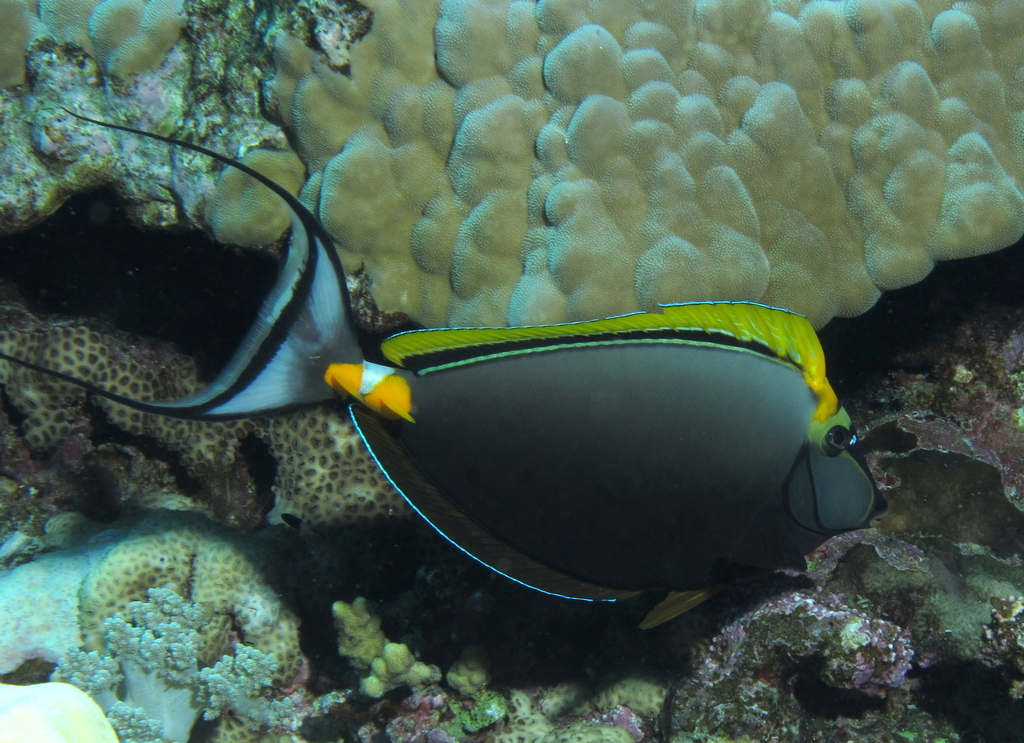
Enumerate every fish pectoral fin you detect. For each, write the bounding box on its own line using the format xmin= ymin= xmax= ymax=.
xmin=350 ymin=405 xmax=637 ymax=602
xmin=639 ymin=587 xmax=725 ymax=629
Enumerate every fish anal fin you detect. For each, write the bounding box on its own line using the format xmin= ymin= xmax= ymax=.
xmin=639 ymin=587 xmax=725 ymax=629
xmin=350 ymin=406 xmax=637 ymax=602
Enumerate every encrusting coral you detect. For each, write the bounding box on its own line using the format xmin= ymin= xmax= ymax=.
xmin=0 ymin=295 xmax=407 ymax=528
xmin=492 ymin=690 xmax=634 ymax=743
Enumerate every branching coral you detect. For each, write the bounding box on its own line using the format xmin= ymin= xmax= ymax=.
xmin=332 ymin=597 xmax=440 ymax=698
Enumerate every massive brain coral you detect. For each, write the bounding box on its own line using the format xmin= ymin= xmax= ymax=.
xmin=252 ymin=0 xmax=1024 ymax=328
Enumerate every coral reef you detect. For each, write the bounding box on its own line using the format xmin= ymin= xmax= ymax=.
xmin=9 ymin=277 xmax=1024 ymax=739
xmin=495 ymin=690 xmax=635 ymax=743
xmin=55 ymin=588 xmax=295 ymax=742
xmin=0 ymin=502 xmax=304 ymax=740
xmin=0 ymin=0 xmax=1022 ymax=330
xmin=0 ymin=503 xmax=304 ymax=669
xmin=266 ymin=0 xmax=1024 ymax=329
xmin=72 ymin=507 xmax=303 ymax=685
xmin=6 ymin=6 xmax=1024 ymax=738
xmin=332 ymin=596 xmax=441 ymax=698
xmin=0 ymin=286 xmax=407 ymax=529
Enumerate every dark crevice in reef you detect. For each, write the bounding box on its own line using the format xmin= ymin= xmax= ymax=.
xmin=84 ymin=396 xmax=204 ymax=498
xmin=820 ymin=232 xmax=1024 ymax=397
xmin=0 ymin=188 xmax=278 ymax=378
xmin=916 ymin=662 xmax=1024 ymax=743
xmin=790 ymin=659 xmax=887 ymax=720
xmin=0 ymin=386 xmax=29 ymax=437
xmin=238 ymin=431 xmax=278 ymax=518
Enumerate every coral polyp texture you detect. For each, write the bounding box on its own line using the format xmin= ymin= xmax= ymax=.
xmin=257 ymin=0 xmax=1024 ymax=328
xmin=0 ymin=0 xmax=184 ymax=84
xmin=0 ymin=294 xmax=407 ymax=528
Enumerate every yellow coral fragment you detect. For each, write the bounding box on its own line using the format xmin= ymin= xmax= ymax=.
xmin=362 ymin=642 xmax=439 ymax=698
xmin=332 ymin=597 xmax=440 ymax=697
xmin=446 ymin=645 xmax=489 ymax=696
xmin=331 ymin=597 xmax=385 ymax=669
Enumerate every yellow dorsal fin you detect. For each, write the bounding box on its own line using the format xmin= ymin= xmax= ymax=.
xmin=381 ymin=301 xmax=838 ymax=421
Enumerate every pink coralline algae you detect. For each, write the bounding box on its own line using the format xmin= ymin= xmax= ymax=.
xmin=695 ymin=589 xmax=912 ymax=695
xmin=384 ymin=688 xmax=450 ymax=743
xmin=670 ymin=586 xmax=916 ymax=740
xmin=859 ymin=303 xmax=1024 ymax=513
xmin=602 ymin=705 xmax=645 ymax=741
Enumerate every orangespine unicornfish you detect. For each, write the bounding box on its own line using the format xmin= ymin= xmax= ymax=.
xmin=0 ymin=111 xmax=886 ymax=628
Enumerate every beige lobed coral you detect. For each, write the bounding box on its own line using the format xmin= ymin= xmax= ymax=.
xmin=0 ymin=0 xmax=184 ymax=82
xmin=247 ymin=0 xmax=1024 ymax=328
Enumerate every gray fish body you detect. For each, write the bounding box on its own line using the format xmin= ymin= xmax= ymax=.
xmin=1 ymin=115 xmax=883 ymax=618
xmin=390 ymin=341 xmax=829 ymax=590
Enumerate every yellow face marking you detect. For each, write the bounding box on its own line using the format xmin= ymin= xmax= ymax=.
xmin=808 ymin=405 xmax=853 ymax=454
xmin=807 ymin=376 xmax=840 ymax=423
xmin=324 ymin=363 xmax=415 ymax=422
xmin=364 ymin=374 xmax=415 ymax=422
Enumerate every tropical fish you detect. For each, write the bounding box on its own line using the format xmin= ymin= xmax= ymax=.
xmin=0 ymin=112 xmax=886 ymax=627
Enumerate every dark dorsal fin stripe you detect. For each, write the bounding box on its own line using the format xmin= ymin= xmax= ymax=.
xmin=350 ymin=406 xmax=640 ymax=602
xmin=0 ymin=111 xmax=363 ymax=421
xmin=389 ymin=330 xmax=779 ymax=375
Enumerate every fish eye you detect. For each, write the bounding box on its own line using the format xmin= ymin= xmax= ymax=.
xmin=823 ymin=425 xmax=851 ymax=456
